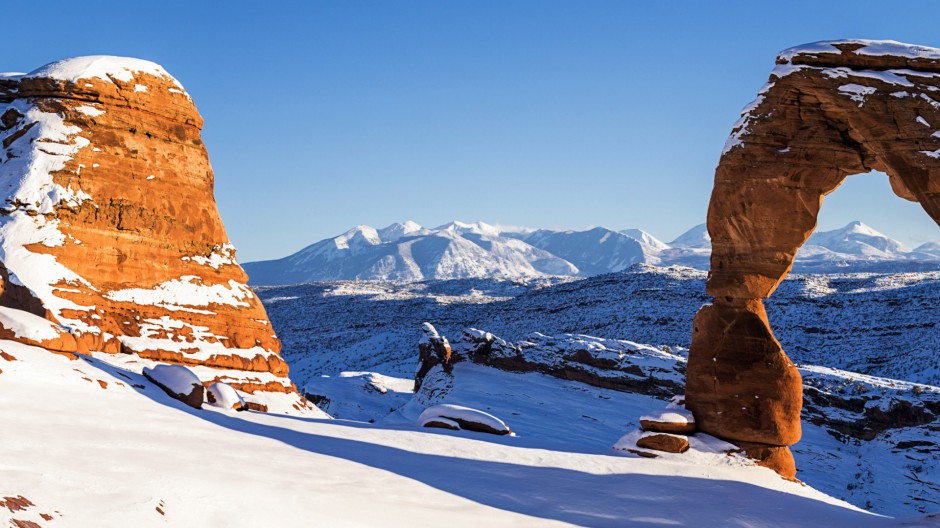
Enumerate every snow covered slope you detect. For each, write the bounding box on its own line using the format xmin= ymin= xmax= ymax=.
xmin=620 ymin=228 xmax=670 ymax=251
xmin=300 ymin=324 xmax=940 ymax=518
xmin=800 ymin=222 xmax=912 ymax=264
xmin=521 ymin=227 xmax=652 ymax=275
xmin=2 ymin=339 xmax=913 ymax=527
xmin=256 ymin=266 xmax=940 ymax=516
xmin=246 ymin=220 xmax=940 ymax=284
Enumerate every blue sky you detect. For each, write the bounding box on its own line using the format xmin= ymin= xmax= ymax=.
xmin=7 ymin=1 xmax=940 ymax=260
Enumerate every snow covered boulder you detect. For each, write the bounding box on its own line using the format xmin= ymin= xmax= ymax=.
xmin=639 ymin=408 xmax=695 ymax=435
xmin=417 ymin=404 xmax=512 ymax=435
xmin=206 ymin=382 xmax=245 ymax=411
xmin=143 ymin=364 xmax=204 ymax=409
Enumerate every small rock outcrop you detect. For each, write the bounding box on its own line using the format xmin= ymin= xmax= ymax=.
xmin=415 ymin=322 xmax=453 ymax=391
xmin=0 ymin=56 xmax=297 ymax=404
xmin=452 ymin=328 xmax=685 ymax=397
xmin=688 ymin=39 xmax=940 ymax=477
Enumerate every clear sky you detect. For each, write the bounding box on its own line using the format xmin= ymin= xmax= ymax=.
xmin=6 ymin=1 xmax=940 ymax=260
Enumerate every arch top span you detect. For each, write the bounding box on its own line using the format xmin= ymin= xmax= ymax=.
xmin=712 ymin=39 xmax=940 ymax=300
xmin=686 ymin=40 xmax=940 ymax=478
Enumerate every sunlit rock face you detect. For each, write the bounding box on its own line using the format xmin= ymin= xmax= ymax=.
xmin=688 ymin=39 xmax=940 ymax=477
xmin=0 ymin=56 xmax=293 ymax=397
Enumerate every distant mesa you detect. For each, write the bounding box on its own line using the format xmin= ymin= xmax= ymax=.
xmin=0 ymin=55 xmax=307 ymax=411
xmin=243 ymin=219 xmax=940 ymax=285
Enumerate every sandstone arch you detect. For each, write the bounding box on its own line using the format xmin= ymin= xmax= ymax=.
xmin=686 ymin=40 xmax=940 ymax=477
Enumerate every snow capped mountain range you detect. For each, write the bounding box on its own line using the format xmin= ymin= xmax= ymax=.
xmin=244 ymin=220 xmax=940 ymax=284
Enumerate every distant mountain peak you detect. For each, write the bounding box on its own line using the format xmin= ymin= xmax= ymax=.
xmin=335 ymin=225 xmax=381 ymax=249
xmin=837 ymin=220 xmax=885 ymax=237
xmin=435 ymin=220 xmax=502 ymax=238
xmin=621 ymin=228 xmax=670 ymax=251
xmin=805 ymin=221 xmax=908 ymax=257
xmin=669 ymin=224 xmax=711 ymax=249
xmin=378 ymin=220 xmax=426 ymax=243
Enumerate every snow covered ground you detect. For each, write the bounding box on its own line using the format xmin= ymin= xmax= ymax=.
xmin=1 ymin=340 xmax=935 ymax=527
xmin=4 ymin=266 xmax=940 ymax=525
xmin=257 ymin=267 xmax=940 ymax=517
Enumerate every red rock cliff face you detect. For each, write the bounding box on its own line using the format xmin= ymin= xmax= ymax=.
xmin=0 ymin=57 xmax=293 ymax=399
xmin=687 ymin=40 xmax=940 ymax=477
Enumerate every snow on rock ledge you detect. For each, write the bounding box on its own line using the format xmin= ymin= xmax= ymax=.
xmin=0 ymin=56 xmax=302 ymax=410
xmin=0 ymin=306 xmax=77 ymax=353
xmin=639 ymin=407 xmax=696 ymax=435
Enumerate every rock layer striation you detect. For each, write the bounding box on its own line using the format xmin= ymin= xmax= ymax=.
xmin=0 ymin=56 xmax=296 ymax=402
xmin=687 ymin=39 xmax=940 ymax=475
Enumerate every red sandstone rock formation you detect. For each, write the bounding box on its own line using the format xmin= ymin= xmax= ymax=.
xmin=0 ymin=56 xmax=296 ymax=404
xmin=635 ymin=433 xmax=690 ymax=454
xmin=687 ymin=39 xmax=940 ymax=477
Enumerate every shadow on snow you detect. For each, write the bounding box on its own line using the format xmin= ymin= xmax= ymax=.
xmin=80 ymin=355 xmax=898 ymax=528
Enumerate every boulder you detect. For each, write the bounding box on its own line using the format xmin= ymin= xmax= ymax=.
xmin=0 ymin=56 xmax=298 ymax=402
xmin=635 ymin=433 xmax=690 ymax=454
xmin=417 ymin=404 xmax=512 ymax=436
xmin=206 ymin=381 xmax=245 ymax=411
xmin=143 ymin=364 xmax=204 ymax=409
xmin=640 ymin=408 xmax=696 ymax=435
